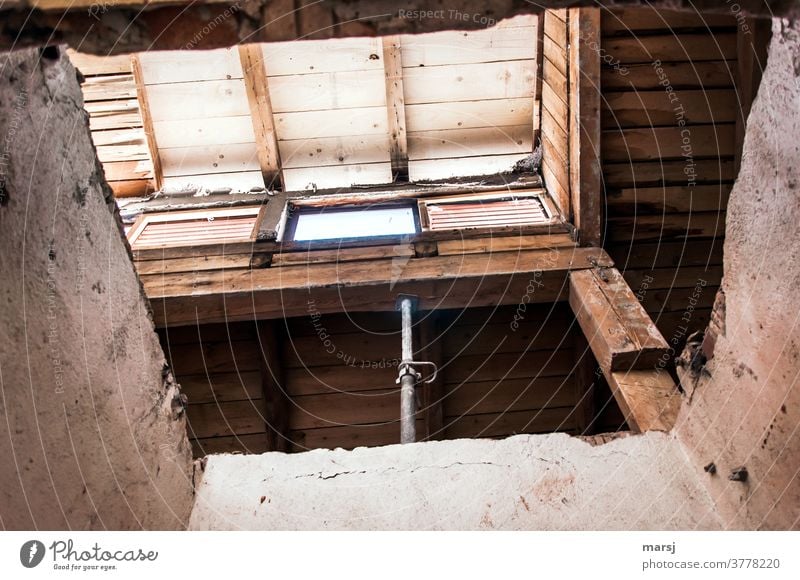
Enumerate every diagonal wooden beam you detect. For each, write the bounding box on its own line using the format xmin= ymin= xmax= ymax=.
xmin=382 ymin=35 xmax=408 ymax=178
xmin=130 ymin=54 xmax=164 ymax=191
xmin=238 ymin=44 xmax=282 ymax=189
xmin=568 ymin=266 xmax=680 ymax=432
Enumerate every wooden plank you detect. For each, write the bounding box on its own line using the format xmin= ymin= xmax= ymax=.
xmin=573 ymin=330 xmax=596 ymax=435
xmin=278 ymin=134 xmax=391 ymax=169
xmin=85 ymin=98 xmax=141 ymax=130
xmin=402 ymin=60 xmax=536 ymax=105
xmin=273 ymin=243 xmax=413 ymax=267
xmin=541 ymin=81 xmax=568 ymax=133
xmin=608 ymin=239 xmax=724 ymax=270
xmin=268 ymin=68 xmax=386 ymax=113
xmin=606 ymin=212 xmax=726 ymax=242
xmin=540 ymin=156 xmax=570 ymax=216
xmin=405 ymin=98 xmax=533 ymax=132
xmin=418 ymin=315 xmax=444 ymax=440
xmin=606 ymin=33 xmax=738 ymax=64
xmin=408 ymin=153 xmax=529 ymax=182
xmin=602 ymin=89 xmax=737 ymax=128
xmin=134 ymin=253 xmax=255 ymax=275
xmin=95 ymin=144 xmax=149 ymax=163
xmin=603 ymin=158 xmax=737 ymax=187
xmin=147 ymin=247 xmax=614 ymax=326
xmin=108 ymin=179 xmax=154 ymax=198
xmin=290 ymin=388 xmax=400 ymax=430
xmin=153 ymin=116 xmax=256 ymax=148
xmin=734 ymin=18 xmax=772 ymax=172
xmin=102 ymin=159 xmax=152 ymax=181
xmin=283 ymin=333 xmax=401 ymax=369
xmin=137 ymin=48 xmax=243 ymax=84
xmin=159 ymin=143 xmax=260 ymax=177
xmin=542 ymin=56 xmax=568 ymax=97
xmin=444 ymin=349 xmax=574 ymax=383
xmin=131 ymin=55 xmax=163 ymax=190
xmin=569 ymin=7 xmax=602 ymax=246
xmin=282 ymin=163 xmax=392 ymax=191
xmin=167 ymin=340 xmax=262 ymax=376
xmin=621 ymin=265 xmax=723 ymax=291
xmin=601 ymin=8 xmax=734 ymax=35
xmin=382 ymin=35 xmax=408 ymax=175
xmin=443 ymin=376 xmax=575 ymax=416
xmin=444 ymin=407 xmax=576 ymax=439
xmin=407 ymin=125 xmax=532 ymax=161
xmin=161 ymin=171 xmax=265 ymax=193
xmin=273 ymin=107 xmax=387 ymax=140
xmin=258 ymin=321 xmax=290 ymax=452
xmin=601 ymin=60 xmax=736 ymax=90
xmin=602 ymin=124 xmax=736 ymax=162
xmin=67 ymin=49 xmax=132 ymax=75
xmin=289 ymin=420 xmax=423 ymax=451
xmin=145 ymin=80 xmax=251 ymax=122
xmin=442 ymin=318 xmax=572 ymax=357
xmin=400 ymin=26 xmax=536 ymax=67
xmin=186 ymin=400 xmax=265 ymax=439
xmin=436 ymin=233 xmax=575 ymax=256
xmin=286 ymin=364 xmax=398 ymax=397
xmin=569 ymin=267 xmax=669 ymax=373
xmin=544 ymin=10 xmax=568 ymax=50
xmin=179 ymin=371 xmax=262 ymax=405
xmin=606 ymin=370 xmax=681 ymax=432
xmin=263 ymin=37 xmax=385 ymax=76
xmin=81 ymin=74 xmax=136 ymax=101
xmin=239 ymin=44 xmax=282 ymax=188
xmin=606 ymin=184 xmax=732 ymax=215
xmin=542 ymin=34 xmax=568 ymax=77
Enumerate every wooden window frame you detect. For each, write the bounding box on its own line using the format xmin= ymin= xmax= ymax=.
xmin=126 ymin=206 xmax=267 ymax=249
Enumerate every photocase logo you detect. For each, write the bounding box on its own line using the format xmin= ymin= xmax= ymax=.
xmin=20 ymin=540 xmax=45 ymax=568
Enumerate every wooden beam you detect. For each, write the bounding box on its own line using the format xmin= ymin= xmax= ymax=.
xmin=417 ymin=314 xmax=443 ymax=440
xmin=607 ymin=370 xmax=681 ymax=432
xmin=569 ymin=267 xmax=680 ymax=432
xmin=238 ymin=44 xmax=282 ymax=188
xmin=569 ymin=267 xmax=669 ymax=372
xmin=147 ymin=246 xmax=613 ymax=326
xmin=572 ymin=330 xmax=596 ymax=435
xmin=382 ymin=35 xmax=408 ymax=178
xmin=257 ymin=321 xmax=290 ymax=452
xmin=130 ymin=55 xmax=163 ymax=191
xmin=568 ymin=7 xmax=602 ymax=247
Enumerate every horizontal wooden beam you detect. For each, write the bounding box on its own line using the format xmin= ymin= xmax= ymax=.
xmin=146 ymin=246 xmax=613 ymax=327
xmin=568 ymin=267 xmax=680 ymax=432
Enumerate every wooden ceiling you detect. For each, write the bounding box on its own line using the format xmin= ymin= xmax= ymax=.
xmin=70 ymin=16 xmax=540 ymax=199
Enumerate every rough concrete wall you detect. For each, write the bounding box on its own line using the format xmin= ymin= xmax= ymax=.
xmin=0 ymin=47 xmax=193 ymax=530
xmin=675 ymin=18 xmax=800 ymax=530
xmin=0 ymin=1 xmax=794 ymax=55
xmin=189 ymin=433 xmax=721 ymax=530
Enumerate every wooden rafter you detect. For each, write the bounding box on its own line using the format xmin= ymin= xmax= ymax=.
xmin=567 ymin=7 xmax=602 ymax=247
xmin=258 ymin=321 xmax=290 ymax=452
xmin=130 ymin=54 xmax=164 ymax=191
xmin=238 ymin=44 xmax=282 ymax=188
xmin=381 ymin=35 xmax=409 ymax=178
xmin=568 ymin=267 xmax=680 ymax=432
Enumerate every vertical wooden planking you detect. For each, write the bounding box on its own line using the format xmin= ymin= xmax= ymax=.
xmin=130 ymin=54 xmax=163 ymax=191
xmin=239 ymin=44 xmax=282 ymax=189
xmin=568 ymin=7 xmax=602 ymax=247
xmin=382 ymin=35 xmax=409 ymax=178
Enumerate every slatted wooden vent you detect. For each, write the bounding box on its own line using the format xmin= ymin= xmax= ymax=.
xmin=424 ymin=196 xmax=549 ymax=230
xmin=128 ymin=207 xmax=261 ymax=249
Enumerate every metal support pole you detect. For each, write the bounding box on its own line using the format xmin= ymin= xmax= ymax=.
xmin=398 ymin=297 xmax=416 ymax=444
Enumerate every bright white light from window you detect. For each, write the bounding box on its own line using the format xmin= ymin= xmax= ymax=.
xmin=292 ymin=206 xmax=417 ymax=241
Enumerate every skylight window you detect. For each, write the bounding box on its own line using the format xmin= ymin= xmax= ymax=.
xmin=289 ymin=205 xmax=418 ymax=242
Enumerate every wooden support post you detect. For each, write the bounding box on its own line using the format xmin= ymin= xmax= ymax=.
xmin=382 ymin=35 xmax=408 ymax=179
xmin=257 ymin=321 xmax=290 ymax=452
xmin=239 ymin=44 xmax=282 ymax=189
xmin=130 ymin=55 xmax=163 ymax=191
xmin=417 ymin=314 xmax=443 ymax=440
xmin=533 ymin=13 xmax=545 ymax=144
xmin=569 ymin=267 xmax=680 ymax=432
xmin=567 ymin=7 xmax=602 ymax=247
xmin=572 ymin=330 xmax=596 ymax=435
